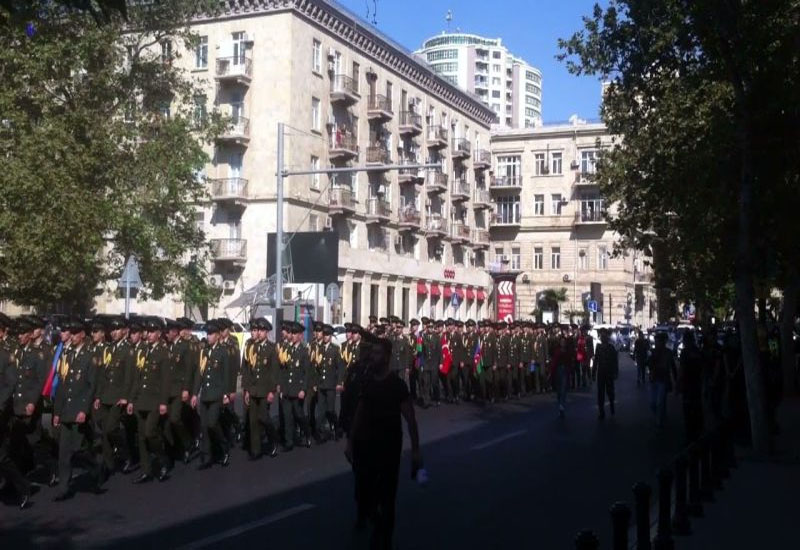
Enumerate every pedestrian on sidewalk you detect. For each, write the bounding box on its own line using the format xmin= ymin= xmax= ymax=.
xmin=595 ymin=329 xmax=619 ymax=419
xmin=550 ymin=334 xmax=569 ymax=418
xmin=346 ymin=330 xmax=422 ymax=550
xmin=679 ymin=330 xmax=703 ymax=443
xmin=633 ymin=330 xmax=650 ymax=386
xmin=648 ymin=332 xmax=676 ymax=430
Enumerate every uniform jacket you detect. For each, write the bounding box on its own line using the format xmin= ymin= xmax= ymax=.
xmin=131 ymin=341 xmax=170 ymax=412
xmin=450 ymin=332 xmax=466 ymax=367
xmin=13 ymin=344 xmax=46 ymax=415
xmin=313 ymin=341 xmax=343 ymax=390
xmin=422 ymin=332 xmax=442 ymax=371
xmin=481 ymin=333 xmax=497 ymax=368
xmin=167 ymin=338 xmax=195 ymax=398
xmin=242 ymin=340 xmax=279 ymax=397
xmin=521 ymin=333 xmax=534 ymax=363
xmin=509 ymin=334 xmax=523 ymax=366
xmin=497 ymin=333 xmax=511 ymax=367
xmin=389 ymin=334 xmax=410 ymax=373
xmin=340 ymin=340 xmax=360 ymax=371
xmin=462 ymin=332 xmax=479 ymax=367
xmin=222 ymin=337 xmax=240 ymax=394
xmin=195 ymin=342 xmax=231 ymax=402
xmin=96 ymin=338 xmax=136 ymax=405
xmin=0 ymin=345 xmax=17 ymax=410
xmin=53 ymin=343 xmax=97 ymax=421
xmin=280 ymin=342 xmax=310 ymax=396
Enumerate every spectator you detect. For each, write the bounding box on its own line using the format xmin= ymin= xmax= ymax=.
xmin=595 ymin=329 xmax=619 ymax=419
xmin=679 ymin=331 xmax=703 ymax=443
xmin=633 ymin=330 xmax=650 ymax=386
xmin=648 ymin=332 xmax=676 ymax=430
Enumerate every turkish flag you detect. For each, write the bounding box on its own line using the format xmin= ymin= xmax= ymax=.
xmin=440 ymin=333 xmax=452 ymax=375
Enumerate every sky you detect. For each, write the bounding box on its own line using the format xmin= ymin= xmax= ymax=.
xmin=335 ymin=0 xmax=604 ymax=123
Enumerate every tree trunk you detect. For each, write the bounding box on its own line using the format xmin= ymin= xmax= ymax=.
xmin=780 ymin=274 xmax=799 ymax=397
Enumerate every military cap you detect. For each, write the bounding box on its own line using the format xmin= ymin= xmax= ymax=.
xmin=495 ymin=321 xmax=507 ymax=330
xmin=23 ymin=315 xmax=45 ymax=329
xmin=373 ymin=324 xmax=387 ymax=337
xmin=410 ymin=319 xmax=420 ymax=327
xmin=143 ymin=317 xmax=165 ymax=331
xmin=204 ymin=320 xmax=221 ymax=334
xmin=89 ymin=318 xmax=107 ymax=332
xmin=216 ymin=318 xmax=233 ymax=330
xmin=165 ymin=319 xmax=182 ymax=331
xmin=128 ymin=319 xmax=143 ymax=333
xmin=455 ymin=320 xmax=464 ymax=328
xmin=368 ymin=315 xmax=378 ymax=323
xmin=445 ymin=318 xmax=454 ymax=326
xmin=322 ymin=324 xmax=334 ymax=336
xmin=253 ymin=317 xmax=273 ymax=331
xmin=466 ymin=319 xmax=476 ymax=327
xmin=397 ymin=319 xmax=406 ymax=327
xmin=349 ymin=323 xmax=362 ymax=333
xmin=344 ymin=322 xmax=354 ymax=332
xmin=108 ymin=316 xmax=127 ymax=330
xmin=175 ymin=317 xmax=193 ymax=330
xmin=313 ymin=321 xmax=324 ymax=332
xmin=435 ymin=320 xmax=444 ymax=328
xmin=279 ymin=323 xmax=291 ymax=334
xmin=15 ymin=318 xmax=34 ymax=333
xmin=68 ymin=319 xmax=88 ymax=333
xmin=250 ymin=317 xmax=265 ymax=330
xmin=290 ymin=322 xmax=305 ymax=334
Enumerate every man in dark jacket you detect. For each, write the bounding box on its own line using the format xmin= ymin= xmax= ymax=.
xmin=193 ymin=321 xmax=232 ymax=468
xmin=595 ymin=329 xmax=619 ymax=419
xmin=279 ymin=322 xmax=312 ymax=450
xmin=242 ymin=318 xmax=279 ymax=459
xmin=633 ymin=330 xmax=650 ymax=386
xmin=679 ymin=331 xmax=704 ymax=443
xmin=311 ymin=324 xmax=344 ymax=442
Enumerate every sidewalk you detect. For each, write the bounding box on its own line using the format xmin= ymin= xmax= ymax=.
xmin=677 ymin=395 xmax=800 ymax=549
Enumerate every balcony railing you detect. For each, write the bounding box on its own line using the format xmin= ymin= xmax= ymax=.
xmin=576 ymin=199 xmax=606 ymax=223
xmin=451 ymin=180 xmax=470 ymax=201
xmin=329 ymin=132 xmax=359 ymax=158
xmin=473 ymin=229 xmax=490 ymax=247
xmin=366 ymin=197 xmax=391 ymax=222
xmin=489 ymin=175 xmax=522 ymax=190
xmin=473 ymin=149 xmax=491 ymax=169
xmin=218 ymin=116 xmax=250 ymax=144
xmin=211 ymin=239 xmax=247 ymax=263
xmin=330 ymin=74 xmax=360 ymax=103
xmin=367 ymin=94 xmax=393 ymax=120
xmin=450 ymin=222 xmax=471 ymax=242
xmin=473 ymin=188 xmax=491 ymax=208
xmin=427 ymin=172 xmax=448 ymax=194
xmin=215 ymin=56 xmax=253 ymax=84
xmin=366 ymin=145 xmax=391 ymax=165
xmin=427 ymin=125 xmax=448 ymax=148
xmin=426 ymin=214 xmax=448 ymax=236
xmin=397 ymin=205 xmax=421 ymax=229
xmin=329 ymin=187 xmax=356 ymax=214
xmin=451 ymin=138 xmax=472 ymax=158
xmin=398 ymin=111 xmax=423 ymax=134
xmin=490 ymin=213 xmax=521 ymax=226
xmin=575 ymin=171 xmax=597 ymax=185
xmin=209 ymin=177 xmax=249 ymax=204
xmin=398 ymin=162 xmax=424 ymax=184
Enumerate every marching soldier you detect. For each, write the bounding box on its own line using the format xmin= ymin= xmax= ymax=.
xmin=164 ymin=319 xmax=195 ymax=463
xmin=508 ymin=323 xmax=523 ymax=399
xmin=308 ymin=321 xmax=324 ymax=436
xmin=217 ymin=319 xmax=242 ymax=445
xmin=420 ymin=319 xmax=441 ymax=407
xmin=534 ymin=325 xmax=549 ymax=393
xmin=10 ymin=319 xmax=47 ymax=476
xmin=193 ymin=321 xmax=232 ymax=468
xmin=407 ymin=319 xmax=421 ymax=398
xmin=482 ymin=321 xmax=498 ymax=402
xmin=389 ymin=318 xmax=410 ymax=384
xmin=279 ymin=322 xmax=312 ymax=451
xmin=339 ymin=323 xmax=364 ymax=437
xmin=521 ymin=322 xmax=534 ymax=397
xmin=242 ymin=317 xmax=279 ymax=459
xmin=52 ymin=320 xmax=103 ymax=500
xmin=129 ymin=318 xmax=171 ymax=483
xmin=462 ymin=320 xmax=479 ymax=401
xmin=495 ymin=322 xmax=510 ymax=401
xmin=311 ymin=324 xmax=343 ymax=442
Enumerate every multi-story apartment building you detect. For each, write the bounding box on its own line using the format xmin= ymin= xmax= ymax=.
xmin=100 ymin=0 xmax=496 ymax=324
xmin=416 ymin=33 xmax=543 ymax=129
xmin=489 ymin=119 xmax=656 ymax=326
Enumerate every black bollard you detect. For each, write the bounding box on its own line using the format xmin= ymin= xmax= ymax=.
xmin=575 ymin=529 xmax=600 ymax=550
xmin=687 ymin=444 xmax=704 ymax=517
xmin=610 ymin=501 xmax=631 ymax=550
xmin=633 ymin=482 xmax=652 ymax=550
xmin=653 ymin=468 xmax=674 ymax=550
xmin=709 ymin=429 xmax=725 ymax=489
xmin=672 ymin=455 xmax=691 ymax=536
xmin=699 ymin=436 xmax=715 ymax=502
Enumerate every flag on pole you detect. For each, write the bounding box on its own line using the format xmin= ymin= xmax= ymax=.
xmin=415 ymin=330 xmax=423 ymax=369
xmin=42 ymin=341 xmax=63 ymax=398
xmin=473 ymin=338 xmax=483 ymax=375
xmin=440 ymin=333 xmax=452 ymax=375
xmin=303 ymin=305 xmax=313 ymax=342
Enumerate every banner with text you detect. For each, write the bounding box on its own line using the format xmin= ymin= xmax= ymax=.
xmin=495 ymin=278 xmax=516 ymax=323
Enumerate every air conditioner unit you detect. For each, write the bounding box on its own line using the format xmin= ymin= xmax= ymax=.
xmin=243 ymin=33 xmax=255 ymax=45
xmin=208 ymin=275 xmax=223 ymax=288
xmin=570 ymin=160 xmax=580 ymax=170
xmin=562 ymin=273 xmax=572 ymax=283
xmin=323 ymin=216 xmax=333 ymax=230
xmin=500 ymin=254 xmax=510 ymax=263
xmin=222 ymin=280 xmax=236 ymax=291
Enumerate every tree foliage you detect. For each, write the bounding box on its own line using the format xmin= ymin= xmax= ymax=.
xmin=0 ymin=0 xmax=224 ymax=311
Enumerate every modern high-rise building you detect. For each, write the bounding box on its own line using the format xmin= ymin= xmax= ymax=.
xmin=416 ymin=33 xmax=543 ymax=129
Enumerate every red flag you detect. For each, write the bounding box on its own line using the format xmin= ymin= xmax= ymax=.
xmin=440 ymin=333 xmax=452 ymax=375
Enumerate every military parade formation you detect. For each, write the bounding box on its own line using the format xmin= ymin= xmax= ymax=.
xmin=0 ymin=310 xmax=604 ymax=510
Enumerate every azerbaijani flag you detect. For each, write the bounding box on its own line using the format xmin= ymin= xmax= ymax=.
xmin=415 ymin=330 xmax=423 ymax=369
xmin=473 ymin=338 xmax=483 ymax=375
xmin=440 ymin=333 xmax=452 ymax=375
xmin=41 ymin=341 xmax=63 ymax=398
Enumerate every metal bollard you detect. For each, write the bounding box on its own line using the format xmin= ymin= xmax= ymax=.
xmin=575 ymin=529 xmax=600 ymax=550
xmin=672 ymin=455 xmax=691 ymax=536
xmin=687 ymin=444 xmax=704 ymax=517
xmin=653 ymin=468 xmax=674 ymax=550
xmin=610 ymin=501 xmax=631 ymax=550
xmin=633 ymin=481 xmax=652 ymax=550
xmin=699 ymin=436 xmax=715 ymax=502
xmin=709 ymin=429 xmax=725 ymax=489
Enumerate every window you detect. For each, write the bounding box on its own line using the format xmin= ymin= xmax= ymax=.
xmin=551 ymin=247 xmax=561 ymax=270
xmin=492 ymin=64 xmax=501 ymax=72
xmin=598 ymin=246 xmax=609 ymax=270
xmin=533 ymin=194 xmax=544 ymax=216
xmin=511 ymin=247 xmax=521 ymax=270
xmin=349 ymin=221 xmax=358 ymax=248
xmin=352 ymin=62 xmax=360 ymax=91
xmin=525 ymin=95 xmax=537 ymax=105
xmin=494 ymin=247 xmax=505 ymax=264
xmin=310 ymin=156 xmax=320 ymax=189
xmin=492 ymin=77 xmax=501 ymax=86
xmin=193 ymin=211 xmax=205 ymax=234
xmin=551 ymin=194 xmax=563 ymax=215
xmin=192 ymin=95 xmax=207 ymax=126
xmin=491 ymin=90 xmax=501 ymax=98
xmin=525 ymin=119 xmax=534 ymax=128
xmin=426 ymin=49 xmax=458 ymax=62
xmin=496 ymin=155 xmax=521 ymax=182
xmin=232 ymin=32 xmax=246 ymax=63
xmin=578 ymin=249 xmax=588 ymax=270
xmin=309 ymin=213 xmax=319 ymax=232
xmin=526 ymin=70 xmax=542 ymax=84
xmin=525 ymin=107 xmax=537 ymax=117
xmin=534 ymin=247 xmax=543 ymax=270
xmin=525 ymin=83 xmax=536 ymax=93
xmin=492 ymin=103 xmax=501 ymax=113
xmin=495 ymin=196 xmax=520 ymax=224
xmin=581 ymin=150 xmax=598 ymax=174
xmin=311 ymin=97 xmax=320 ymax=131
xmin=492 ymin=51 xmax=501 ymax=59
xmin=534 ymin=153 xmax=546 ymax=175
xmin=195 ymin=36 xmax=208 ymax=69
xmin=432 ymin=62 xmax=458 ymax=73
xmin=160 ymin=40 xmax=172 ymax=64
xmin=551 ymin=152 xmax=563 ymax=175
xmin=312 ymin=39 xmax=322 ymax=73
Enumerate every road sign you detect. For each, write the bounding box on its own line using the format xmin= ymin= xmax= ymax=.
xmin=325 ymin=282 xmax=340 ymax=302
xmin=118 ymin=256 xmax=142 ymax=289
xmin=451 ymin=292 xmax=461 ymax=308
xmin=588 ymin=300 xmax=598 ymax=313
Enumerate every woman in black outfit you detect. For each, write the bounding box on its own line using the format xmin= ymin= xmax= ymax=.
xmin=346 ymin=331 xmax=422 ymax=550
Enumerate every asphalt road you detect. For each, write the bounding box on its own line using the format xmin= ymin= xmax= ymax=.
xmin=1 ymin=354 xmax=689 ymax=549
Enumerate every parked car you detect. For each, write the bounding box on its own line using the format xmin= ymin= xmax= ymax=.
xmin=332 ymin=324 xmax=348 ymax=346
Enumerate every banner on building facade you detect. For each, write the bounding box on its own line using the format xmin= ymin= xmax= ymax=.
xmin=494 ymin=277 xmax=516 ymax=323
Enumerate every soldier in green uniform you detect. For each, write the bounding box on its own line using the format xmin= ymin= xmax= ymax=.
xmin=129 ymin=318 xmax=171 ymax=483
xmin=92 ymin=316 xmax=136 ymax=475
xmin=444 ymin=320 xmax=460 ymax=403
xmin=311 ymin=324 xmax=343 ymax=443
xmin=216 ymin=319 xmax=242 ymax=446
xmin=164 ymin=319 xmax=195 ymax=463
xmin=339 ymin=323 xmax=365 ymax=437
xmin=494 ymin=322 xmax=510 ymax=401
xmin=194 ymin=321 xmax=232 ymax=468
xmin=279 ymin=322 xmax=312 ymax=451
xmin=176 ymin=317 xmax=202 ymax=451
xmin=122 ymin=320 xmax=147 ymax=473
xmin=389 ymin=318 xmax=410 ymax=384
xmin=308 ymin=321 xmax=324 ymax=437
xmin=483 ymin=321 xmax=498 ymax=402
xmin=461 ymin=320 xmax=478 ymax=401
xmin=242 ymin=318 xmax=279 ymax=459
xmin=10 ymin=319 xmax=47 ymax=476
xmin=419 ymin=319 xmax=441 ymax=407
xmin=52 ymin=320 xmax=103 ymax=501
xmin=507 ymin=323 xmax=522 ymax=399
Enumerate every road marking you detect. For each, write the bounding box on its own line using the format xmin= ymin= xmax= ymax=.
xmin=175 ymin=503 xmax=316 ymax=549
xmin=471 ymin=429 xmax=527 ymax=450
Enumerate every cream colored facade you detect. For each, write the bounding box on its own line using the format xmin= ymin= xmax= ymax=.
xmin=102 ymin=0 xmax=496 ymax=324
xmin=489 ymin=119 xmax=656 ymax=327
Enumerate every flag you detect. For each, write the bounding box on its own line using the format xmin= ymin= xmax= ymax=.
xmin=415 ymin=330 xmax=423 ymax=369
xmin=42 ymin=341 xmax=63 ymax=398
xmin=473 ymin=337 xmax=483 ymax=375
xmin=303 ymin=305 xmax=313 ymax=342
xmin=440 ymin=333 xmax=452 ymax=375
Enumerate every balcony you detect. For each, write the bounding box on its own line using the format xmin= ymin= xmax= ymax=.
xmin=474 ymin=78 xmax=489 ymax=90
xmin=473 ymin=188 xmax=491 ymax=209
xmin=366 ymin=145 xmax=391 ymax=166
xmin=209 ymin=177 xmax=248 ymax=207
xmin=398 ymin=111 xmax=423 ymax=135
xmin=427 ymin=125 xmax=448 ymax=149
xmin=450 ymin=222 xmax=471 ymax=243
xmin=451 ymin=180 xmax=470 ymax=202
xmin=215 ymin=56 xmax=252 ymax=85
xmin=489 ymin=175 xmax=522 ymax=192
xmin=451 ymin=138 xmax=471 ymax=159
xmin=398 ymin=162 xmax=425 ymax=184
xmin=575 ymin=199 xmax=606 ymax=225
xmin=397 ymin=205 xmax=422 ymax=230
xmin=365 ymin=197 xmax=391 ymax=224
xmin=473 ymin=149 xmax=491 ymax=169
xmin=473 ymin=229 xmax=490 ymax=249
xmin=217 ymin=116 xmax=250 ymax=146
xmin=426 ymin=172 xmax=448 ymax=194
xmin=367 ymin=94 xmax=393 ymax=120
xmin=329 ymin=132 xmax=359 ymax=160
xmin=330 ymin=74 xmax=360 ymax=104
xmin=575 ymin=171 xmax=598 ymax=186
xmin=211 ymin=239 xmax=247 ymax=266
xmin=490 ymin=213 xmax=521 ymax=228
xmin=328 ymin=187 xmax=357 ymax=216
xmin=425 ymin=214 xmax=448 ymax=238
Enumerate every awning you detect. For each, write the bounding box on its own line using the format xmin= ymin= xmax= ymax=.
xmin=477 ymin=289 xmax=486 ymax=302
xmin=416 ymin=281 xmax=428 ymax=295
xmin=455 ymin=285 xmax=465 ymax=299
xmin=443 ymin=285 xmax=453 ymax=299
xmin=466 ymin=287 xmax=475 ymax=300
xmin=430 ymin=283 xmax=441 ymax=297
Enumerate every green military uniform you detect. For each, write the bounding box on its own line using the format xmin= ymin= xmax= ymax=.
xmin=279 ymin=334 xmax=312 ymax=449
xmin=219 ymin=332 xmax=241 ymax=444
xmin=166 ymin=333 xmax=195 ymax=455
xmin=534 ymin=331 xmax=549 ymax=392
xmin=311 ymin=332 xmax=342 ymax=441
xmin=446 ymin=329 xmax=462 ymax=402
xmin=420 ymin=329 xmax=441 ymax=406
xmin=461 ymin=327 xmax=479 ymax=399
xmin=131 ymin=337 xmax=170 ymax=479
xmin=242 ymin=327 xmax=279 ymax=457
xmin=496 ymin=329 xmax=511 ymax=400
xmin=0 ymin=315 xmax=31 ymax=504
xmin=520 ymin=329 xmax=534 ymax=396
xmin=10 ymin=339 xmax=47 ymax=471
xmin=195 ymin=334 xmax=231 ymax=466
xmin=95 ymin=335 xmax=136 ymax=470
xmin=508 ymin=330 xmax=522 ymax=397
xmin=482 ymin=328 xmax=498 ymax=401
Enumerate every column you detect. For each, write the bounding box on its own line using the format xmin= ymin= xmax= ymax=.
xmin=394 ymin=279 xmax=404 ymax=320
xmin=360 ymin=272 xmax=372 ymax=326
xmin=342 ymin=270 xmax=354 ymax=324
xmin=378 ymin=275 xmax=389 ymax=318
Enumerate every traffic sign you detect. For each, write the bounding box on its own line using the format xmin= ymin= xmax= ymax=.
xmin=451 ymin=292 xmax=461 ymax=308
xmin=588 ymin=300 xmax=598 ymax=313
xmin=118 ymin=256 xmax=142 ymax=289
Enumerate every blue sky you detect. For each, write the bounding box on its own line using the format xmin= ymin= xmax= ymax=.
xmin=335 ymin=0 xmax=604 ymax=122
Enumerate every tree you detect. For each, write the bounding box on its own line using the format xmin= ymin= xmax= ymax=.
xmin=559 ymin=1 xmax=800 ymax=454
xmin=536 ymin=288 xmax=569 ymax=321
xmin=0 ymin=0 xmax=224 ymax=312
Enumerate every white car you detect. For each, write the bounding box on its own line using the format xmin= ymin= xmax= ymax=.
xmin=332 ymin=324 xmax=348 ymax=346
